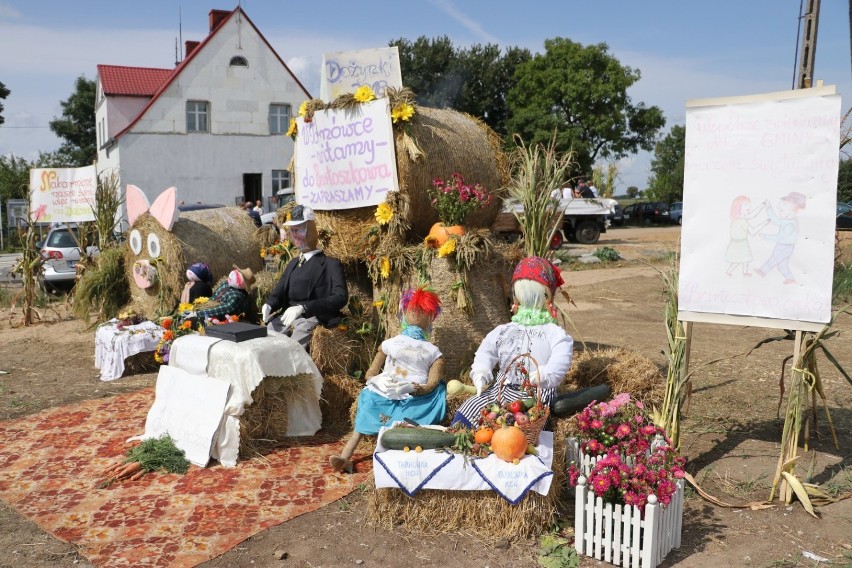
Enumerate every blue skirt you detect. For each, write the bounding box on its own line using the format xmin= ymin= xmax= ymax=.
xmin=353 ymin=383 xmax=447 ymax=435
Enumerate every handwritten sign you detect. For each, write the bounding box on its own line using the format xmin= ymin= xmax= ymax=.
xmin=679 ymin=89 xmax=841 ymax=327
xmin=320 ymin=46 xmax=402 ymax=101
xmin=140 ymin=366 xmax=231 ymax=467
xmin=29 ymin=166 xmax=97 ymax=223
xmin=294 ymin=99 xmax=399 ymax=210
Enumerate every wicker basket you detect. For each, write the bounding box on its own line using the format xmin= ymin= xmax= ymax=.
xmin=479 ymin=353 xmax=550 ymax=445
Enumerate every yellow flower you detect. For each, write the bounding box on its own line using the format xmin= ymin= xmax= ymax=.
xmin=260 ymin=248 xmax=267 ymax=258
xmin=380 ymin=256 xmax=391 ymax=278
xmin=177 ymin=302 xmax=193 ymax=313
xmin=391 ymin=103 xmax=415 ymax=123
xmin=374 ymin=202 xmax=393 ymax=225
xmin=424 ymin=235 xmax=439 ymax=249
xmin=373 ymin=300 xmax=384 ymax=309
xmin=298 ymin=101 xmax=308 ymax=117
xmin=337 ymin=324 xmax=349 ymax=332
xmin=285 ymin=118 xmax=298 ymax=138
xmin=437 ymin=238 xmax=457 ymax=258
xmin=193 ymin=297 xmax=209 ymax=305
xmin=353 ymin=85 xmax=376 ymax=103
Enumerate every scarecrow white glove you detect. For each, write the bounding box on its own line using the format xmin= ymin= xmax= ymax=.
xmin=471 ymin=370 xmax=491 ymax=397
xmin=385 ymin=382 xmax=416 ymax=398
xmin=527 ymin=370 xmax=541 ymax=387
xmin=367 ymin=374 xmax=395 ymax=395
xmin=280 ymin=305 xmax=305 ymax=328
xmin=182 ymin=310 xmax=197 ymax=319
xmin=261 ymin=304 xmax=272 ymax=324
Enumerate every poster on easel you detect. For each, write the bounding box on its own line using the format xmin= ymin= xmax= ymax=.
xmin=678 ymin=86 xmax=841 ymax=330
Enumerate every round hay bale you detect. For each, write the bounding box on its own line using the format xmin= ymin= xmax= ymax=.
xmin=124 ymin=207 xmax=263 ymax=318
xmin=561 ymin=347 xmax=664 ymax=406
xmin=313 ymin=106 xmax=509 ymax=262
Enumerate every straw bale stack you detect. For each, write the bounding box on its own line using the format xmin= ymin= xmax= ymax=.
xmin=238 ymin=373 xmax=316 ymax=458
xmin=561 ymin=347 xmax=664 ymax=405
xmin=124 ymin=207 xmax=263 ymax=318
xmin=313 ymin=106 xmax=509 ymax=263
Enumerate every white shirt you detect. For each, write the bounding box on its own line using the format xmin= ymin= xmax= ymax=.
xmin=562 ymin=187 xmax=574 ymax=200
xmin=588 ymin=185 xmax=598 ymax=197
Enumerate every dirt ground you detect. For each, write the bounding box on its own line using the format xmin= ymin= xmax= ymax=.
xmin=1 ymin=225 xmax=852 ymax=568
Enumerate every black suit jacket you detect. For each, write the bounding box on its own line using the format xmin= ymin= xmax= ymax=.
xmin=267 ymin=252 xmax=348 ymax=326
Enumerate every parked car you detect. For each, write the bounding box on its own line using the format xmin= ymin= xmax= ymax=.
xmin=838 ymin=202 xmax=852 ymax=230
xmin=607 ymin=202 xmax=625 ymax=226
xmin=178 ymin=203 xmax=225 ymax=212
xmin=37 ymin=226 xmax=98 ymax=290
xmin=669 ymin=202 xmax=683 ymax=225
xmin=622 ymin=201 xmax=671 ymax=225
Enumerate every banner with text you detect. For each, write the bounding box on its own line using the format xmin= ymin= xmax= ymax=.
xmin=29 ymin=166 xmax=97 ymax=223
xmin=320 ymin=46 xmax=402 ymax=101
xmin=294 ymin=98 xmax=399 ymax=210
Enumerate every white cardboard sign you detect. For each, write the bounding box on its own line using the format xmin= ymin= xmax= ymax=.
xmin=29 ymin=166 xmax=97 ymax=223
xmin=141 ymin=366 xmax=231 ymax=467
xmin=319 ymin=46 xmax=402 ymax=101
xmin=294 ymin=98 xmax=399 ymax=210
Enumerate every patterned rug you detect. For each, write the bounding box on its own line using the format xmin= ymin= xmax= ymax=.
xmin=0 ymin=388 xmax=372 ymax=568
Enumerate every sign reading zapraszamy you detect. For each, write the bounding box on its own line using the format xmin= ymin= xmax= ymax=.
xmin=29 ymin=165 xmax=97 ymax=223
xmin=294 ymin=98 xmax=399 ymax=210
xmin=320 ymin=47 xmax=402 ymax=101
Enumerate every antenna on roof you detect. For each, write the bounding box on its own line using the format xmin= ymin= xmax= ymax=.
xmin=175 ymin=37 xmax=179 ymax=66
xmin=178 ymin=6 xmax=183 ymax=63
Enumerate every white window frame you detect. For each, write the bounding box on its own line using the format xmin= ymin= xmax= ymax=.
xmin=268 ymin=104 xmax=291 ymax=135
xmin=186 ymin=100 xmax=209 ymax=133
xmin=272 ymin=170 xmax=291 ymax=193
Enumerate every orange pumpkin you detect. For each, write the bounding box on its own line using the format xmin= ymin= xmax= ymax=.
xmin=474 ymin=426 xmax=494 ymax=444
xmin=428 ymin=223 xmax=466 ymax=246
xmin=490 ymin=425 xmax=527 ymax=462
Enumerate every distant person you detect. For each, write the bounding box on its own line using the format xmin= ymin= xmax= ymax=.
xmin=550 ymin=187 xmax=562 ymax=202
xmin=253 ymin=200 xmax=263 ymax=214
xmin=588 ymin=180 xmax=599 ymax=198
xmin=245 ymin=202 xmax=261 ymax=227
xmin=562 ymin=186 xmax=575 ymax=200
xmin=577 ymin=178 xmax=595 ymax=199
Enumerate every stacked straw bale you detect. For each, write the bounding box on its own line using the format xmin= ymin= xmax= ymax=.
xmin=124 ymin=207 xmax=263 ymax=318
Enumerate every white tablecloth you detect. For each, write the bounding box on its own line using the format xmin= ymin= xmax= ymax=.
xmin=94 ymin=320 xmax=163 ymax=382
xmin=373 ymin=429 xmax=554 ymax=504
xmin=167 ymin=333 xmax=324 ymax=467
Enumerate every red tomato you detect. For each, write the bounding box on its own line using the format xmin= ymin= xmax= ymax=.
xmin=509 ymin=400 xmax=523 ymax=414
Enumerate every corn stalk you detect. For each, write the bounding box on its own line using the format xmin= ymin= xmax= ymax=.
xmin=592 ymin=162 xmax=619 ymax=198
xmin=504 ymin=134 xmax=575 ymax=259
xmin=93 ymin=171 xmax=124 ymax=251
xmin=658 ymin=254 xmax=690 ymax=449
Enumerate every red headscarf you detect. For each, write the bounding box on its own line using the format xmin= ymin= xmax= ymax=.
xmin=512 ymin=256 xmax=564 ymax=294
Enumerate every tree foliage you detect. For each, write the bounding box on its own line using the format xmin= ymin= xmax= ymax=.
xmin=0 ymin=80 xmax=9 ymax=126
xmin=390 ymin=36 xmax=530 ymax=136
xmin=646 ymin=125 xmax=685 ymax=204
xmin=0 ymin=154 xmax=30 ymax=203
xmin=49 ymin=75 xmax=96 ymax=167
xmin=839 ymin=158 xmax=852 ymax=204
xmin=507 ymin=38 xmax=665 ymax=176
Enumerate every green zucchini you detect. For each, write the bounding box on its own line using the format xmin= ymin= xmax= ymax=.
xmin=551 ymin=384 xmax=612 ymax=418
xmin=380 ymin=426 xmax=457 ymax=450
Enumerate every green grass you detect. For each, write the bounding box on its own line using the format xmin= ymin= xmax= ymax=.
xmin=833 ymin=260 xmax=852 ymax=303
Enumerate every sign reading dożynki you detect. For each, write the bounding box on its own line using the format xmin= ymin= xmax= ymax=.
xmin=319 ymin=46 xmax=402 ymax=101
xmin=294 ymin=99 xmax=399 ymax=210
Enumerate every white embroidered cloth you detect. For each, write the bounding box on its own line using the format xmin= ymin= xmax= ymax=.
xmin=168 ymin=333 xmax=323 ymax=467
xmin=94 ymin=320 xmax=163 ymax=382
xmin=373 ymin=429 xmax=554 ymax=503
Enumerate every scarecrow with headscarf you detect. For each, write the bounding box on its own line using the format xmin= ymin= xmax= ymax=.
xmin=195 ymin=265 xmax=255 ymax=321
xmin=451 ymin=256 xmax=574 ymax=428
xmin=180 ymin=262 xmax=213 ymax=304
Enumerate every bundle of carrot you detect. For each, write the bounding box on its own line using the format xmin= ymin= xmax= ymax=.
xmin=97 ymin=435 xmax=190 ymax=488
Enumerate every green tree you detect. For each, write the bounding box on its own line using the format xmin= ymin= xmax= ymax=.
xmin=625 ymin=186 xmax=640 ymax=199
xmin=646 ymin=125 xmax=686 ymax=204
xmin=49 ymin=75 xmax=96 ymax=166
xmin=0 ymin=154 xmax=30 ymax=203
xmin=391 ymin=36 xmax=459 ymax=109
xmin=839 ymin=158 xmax=852 ymax=204
xmin=507 ymin=38 xmax=665 ymax=176
xmin=0 ymin=80 xmax=9 ymax=126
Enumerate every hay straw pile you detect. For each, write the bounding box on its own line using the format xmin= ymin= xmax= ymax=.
xmin=124 ymin=207 xmax=263 ymax=318
xmin=560 ymin=347 xmax=664 ymax=404
xmin=238 ymin=373 xmax=316 ymax=458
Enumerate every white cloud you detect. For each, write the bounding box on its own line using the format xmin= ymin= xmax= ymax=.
xmin=427 ymin=0 xmax=500 ymax=45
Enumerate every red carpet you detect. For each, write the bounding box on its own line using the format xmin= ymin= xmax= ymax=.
xmin=0 ymin=388 xmax=371 ymax=567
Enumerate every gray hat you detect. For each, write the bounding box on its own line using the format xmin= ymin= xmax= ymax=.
xmin=282 ymin=204 xmax=316 ymax=226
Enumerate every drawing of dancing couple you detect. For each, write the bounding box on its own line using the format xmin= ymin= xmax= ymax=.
xmin=725 ymin=191 xmax=807 ymax=284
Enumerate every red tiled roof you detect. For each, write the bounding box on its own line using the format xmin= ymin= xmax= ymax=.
xmin=97 ymin=65 xmax=174 ymax=96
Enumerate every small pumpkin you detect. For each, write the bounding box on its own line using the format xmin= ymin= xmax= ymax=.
xmin=474 ymin=426 xmax=494 ymax=444
xmin=428 ymin=222 xmax=465 ymax=246
xmin=490 ymin=425 xmax=528 ymax=462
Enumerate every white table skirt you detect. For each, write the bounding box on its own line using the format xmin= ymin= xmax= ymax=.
xmin=373 ymin=428 xmax=554 ymax=504
xmin=94 ymin=320 xmax=163 ymax=382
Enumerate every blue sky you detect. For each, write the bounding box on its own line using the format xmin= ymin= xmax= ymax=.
xmin=0 ymin=1 xmax=849 ymax=192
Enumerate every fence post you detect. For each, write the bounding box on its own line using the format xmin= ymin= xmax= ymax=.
xmin=642 ymin=494 xmax=659 ymax=568
xmin=575 ymin=476 xmax=586 ymax=555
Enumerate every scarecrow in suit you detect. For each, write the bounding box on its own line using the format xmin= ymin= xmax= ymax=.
xmin=261 ymin=205 xmax=348 ymax=350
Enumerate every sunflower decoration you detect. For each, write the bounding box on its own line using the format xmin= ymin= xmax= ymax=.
xmin=286 ymin=118 xmax=298 ymax=140
xmin=437 ymin=238 xmax=457 ymax=258
xmin=424 ymin=234 xmax=439 ymax=249
xmin=391 ymin=102 xmax=415 ymax=124
xmin=374 ymin=202 xmax=394 ymax=225
xmin=379 ymin=256 xmax=391 ymax=279
xmin=353 ymin=85 xmax=377 ymax=103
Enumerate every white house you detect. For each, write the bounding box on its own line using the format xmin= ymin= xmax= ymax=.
xmin=95 ymin=7 xmax=307 ymax=215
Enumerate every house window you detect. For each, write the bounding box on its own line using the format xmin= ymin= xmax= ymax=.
xmin=272 ymin=170 xmax=291 ymax=198
xmin=230 ymin=56 xmax=248 ymax=67
xmin=186 ymin=100 xmax=209 ymax=133
xmin=268 ymin=104 xmax=291 ymax=135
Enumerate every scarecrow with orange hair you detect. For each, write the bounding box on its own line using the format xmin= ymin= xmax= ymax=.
xmin=330 ymin=286 xmax=446 ymax=473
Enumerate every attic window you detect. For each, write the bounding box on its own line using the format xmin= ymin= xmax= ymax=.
xmin=230 ymin=56 xmax=248 ymax=67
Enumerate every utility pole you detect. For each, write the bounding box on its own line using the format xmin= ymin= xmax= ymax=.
xmin=797 ymin=0 xmax=821 ymax=88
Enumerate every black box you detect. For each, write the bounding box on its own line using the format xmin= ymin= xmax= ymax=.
xmin=205 ymin=322 xmax=268 ymax=342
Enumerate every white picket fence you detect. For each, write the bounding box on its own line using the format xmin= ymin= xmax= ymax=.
xmin=567 ymin=437 xmax=683 ymax=568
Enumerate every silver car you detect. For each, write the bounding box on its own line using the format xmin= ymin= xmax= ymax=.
xmin=38 ymin=226 xmax=98 ymax=289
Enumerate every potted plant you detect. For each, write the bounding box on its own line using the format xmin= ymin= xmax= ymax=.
xmin=426 ymin=172 xmax=493 ymax=245
xmin=567 ymin=393 xmax=686 ymax=568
